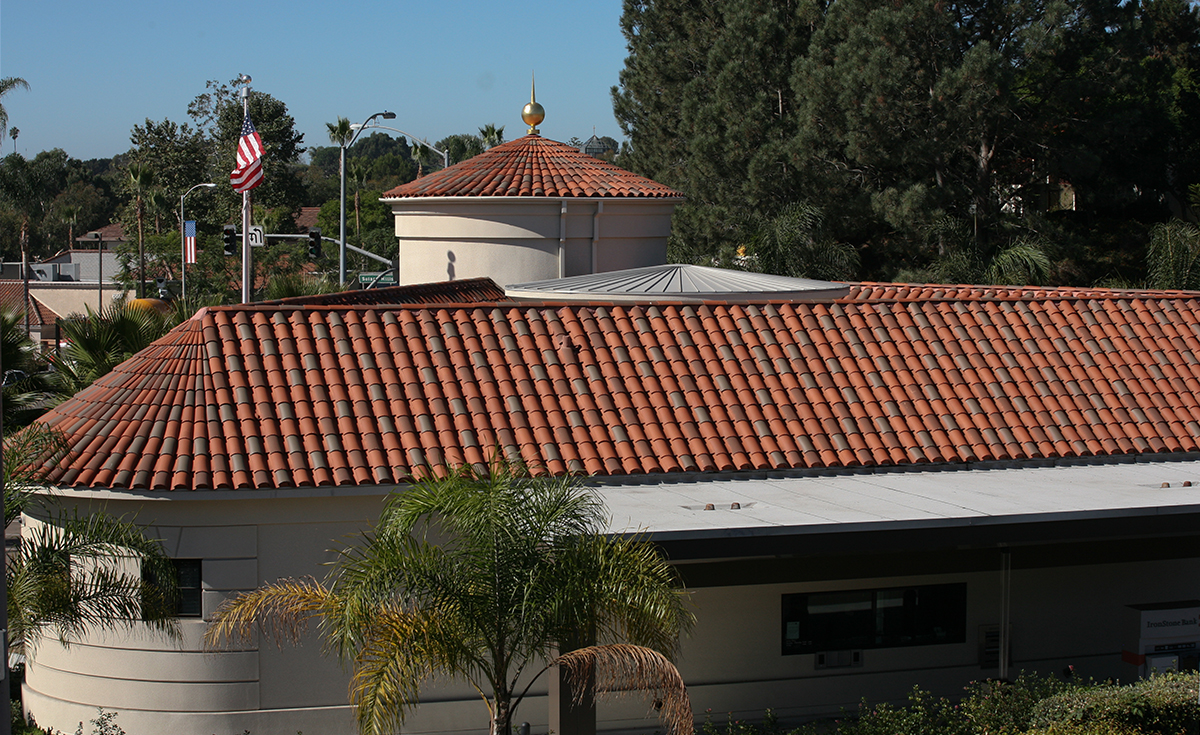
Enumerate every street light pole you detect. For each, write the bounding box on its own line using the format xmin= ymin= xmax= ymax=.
xmin=180 ymin=183 xmax=216 ymax=301
xmin=340 ymin=110 xmax=395 ymax=287
xmin=90 ymin=232 xmax=104 ymax=312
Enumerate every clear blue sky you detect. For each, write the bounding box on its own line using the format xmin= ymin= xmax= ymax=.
xmin=1 ymin=0 xmax=630 ymax=162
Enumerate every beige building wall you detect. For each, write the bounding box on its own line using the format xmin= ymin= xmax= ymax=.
xmin=30 ymin=282 xmax=125 ymax=320
xmin=21 ymin=488 xmax=1200 ymax=735
xmin=389 ymin=199 xmax=675 ymax=288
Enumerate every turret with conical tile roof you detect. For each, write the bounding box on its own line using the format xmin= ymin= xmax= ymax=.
xmin=380 ymin=93 xmax=682 ymax=288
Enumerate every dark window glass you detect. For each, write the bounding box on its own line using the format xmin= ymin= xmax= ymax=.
xmin=145 ymin=559 xmax=202 ymax=618
xmin=782 ymin=583 xmax=966 ymax=655
xmin=174 ymin=559 xmax=202 ymax=617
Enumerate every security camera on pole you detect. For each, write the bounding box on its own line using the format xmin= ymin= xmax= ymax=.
xmin=229 ymin=74 xmax=264 ymax=304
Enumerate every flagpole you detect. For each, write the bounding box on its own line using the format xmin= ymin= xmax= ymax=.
xmin=241 ymin=80 xmax=252 ymax=304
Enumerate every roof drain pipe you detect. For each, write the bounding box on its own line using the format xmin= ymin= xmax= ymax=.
xmin=591 ymin=201 xmax=603 ymax=274
xmin=559 ymin=201 xmax=567 ymax=279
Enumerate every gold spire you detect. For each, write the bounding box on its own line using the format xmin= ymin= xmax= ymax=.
xmin=522 ymin=72 xmax=545 ymax=135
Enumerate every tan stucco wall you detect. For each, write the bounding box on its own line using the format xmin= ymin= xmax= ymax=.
xmin=29 ymin=282 xmax=125 ymax=320
xmin=389 ymin=199 xmax=675 ymax=287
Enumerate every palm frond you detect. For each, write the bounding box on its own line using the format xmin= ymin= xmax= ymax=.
xmin=9 ymin=512 xmax=180 ymax=655
xmin=348 ymin=605 xmax=451 ymax=735
xmin=205 ymin=577 xmax=335 ymax=650
xmin=552 ymin=643 xmax=692 ymax=735
xmin=983 ymin=237 xmax=1051 ymax=286
xmin=1147 ymin=221 xmax=1200 ymax=290
xmin=4 ymin=423 xmax=71 ymax=526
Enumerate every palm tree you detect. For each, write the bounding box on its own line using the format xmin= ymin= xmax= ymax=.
xmin=410 ymin=139 xmax=433 ymax=178
xmin=207 ymin=459 xmax=694 ymax=735
xmin=0 ymin=76 xmax=30 ymax=135
xmin=1147 ymin=220 xmax=1200 ymax=290
xmin=48 ymin=301 xmax=168 ymax=396
xmin=478 ymin=123 xmax=506 ymax=149
xmin=4 ymin=423 xmax=180 ymax=664
xmin=748 ymin=202 xmax=860 ymax=281
xmin=127 ymin=163 xmax=155 ymax=299
xmin=261 ymin=272 xmax=341 ymax=301
xmin=0 ymin=308 xmax=54 ymax=428
xmin=326 ymin=116 xmax=353 ymax=148
xmin=8 ymin=126 xmax=17 ymax=154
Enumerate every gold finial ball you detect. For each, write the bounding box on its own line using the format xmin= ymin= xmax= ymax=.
xmin=522 ymin=101 xmax=545 ymax=129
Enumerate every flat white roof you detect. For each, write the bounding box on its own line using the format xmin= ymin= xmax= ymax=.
xmin=594 ymin=457 xmax=1200 ymax=540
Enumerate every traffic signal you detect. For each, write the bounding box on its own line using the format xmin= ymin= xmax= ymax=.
xmin=222 ymin=226 xmax=237 ymax=256
xmin=307 ymin=228 xmax=321 ymax=259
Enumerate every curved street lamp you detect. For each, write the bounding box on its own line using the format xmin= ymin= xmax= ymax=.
xmin=180 ymin=182 xmax=216 ymax=300
xmin=339 ymin=111 xmax=396 ymax=287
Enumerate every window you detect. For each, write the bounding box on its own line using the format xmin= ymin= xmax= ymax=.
xmin=782 ymin=583 xmax=966 ymax=655
xmin=145 ymin=559 xmax=202 ymax=618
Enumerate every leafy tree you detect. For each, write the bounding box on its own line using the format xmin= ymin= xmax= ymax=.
xmin=614 ymin=0 xmax=819 ymax=263
xmin=612 ymin=0 xmax=1200 ymax=286
xmin=190 ymin=78 xmax=306 ymax=227
xmin=126 ymin=119 xmax=209 ymax=206
xmin=210 ymin=85 xmax=306 ymax=213
xmin=434 ymin=133 xmax=484 ymax=165
xmin=40 ymin=181 xmax=110 ymax=252
xmin=0 ymin=150 xmax=74 ymax=262
xmin=207 ymin=460 xmax=694 ymax=735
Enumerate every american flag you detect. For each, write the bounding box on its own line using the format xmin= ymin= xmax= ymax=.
xmin=229 ymin=112 xmax=264 ymax=193
xmin=184 ymin=220 xmax=197 ymax=264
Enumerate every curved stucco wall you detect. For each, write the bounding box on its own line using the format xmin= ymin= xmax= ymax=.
xmin=21 ymin=491 xmax=389 ymax=735
xmin=388 ymin=198 xmax=676 ymax=287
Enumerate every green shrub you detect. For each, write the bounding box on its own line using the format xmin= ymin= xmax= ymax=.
xmin=958 ymin=672 xmax=1079 ymax=734
xmin=1023 ymin=722 xmax=1144 ymax=735
xmin=10 ymin=699 xmax=48 ymax=735
xmin=1029 ymin=671 xmax=1198 ymax=735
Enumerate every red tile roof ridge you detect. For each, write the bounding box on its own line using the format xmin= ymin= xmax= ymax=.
xmin=847 ymin=282 xmax=1200 ymax=302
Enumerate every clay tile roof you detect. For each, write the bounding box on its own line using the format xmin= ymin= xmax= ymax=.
xmin=294 ymin=207 xmax=321 ymax=231
xmin=381 ymin=135 xmax=683 ymax=200
xmin=30 ymin=281 xmax=1200 ymax=492
xmin=0 ymin=283 xmax=60 ymax=326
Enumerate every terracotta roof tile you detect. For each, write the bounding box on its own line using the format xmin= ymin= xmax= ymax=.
xmin=381 ymin=136 xmax=684 ymax=200
xmin=0 ymin=283 xmax=60 ymax=326
xmin=27 ymin=282 xmax=1200 ymax=490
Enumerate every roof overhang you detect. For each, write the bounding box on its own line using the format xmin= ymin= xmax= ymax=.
xmin=594 ymin=456 xmax=1200 ymax=559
